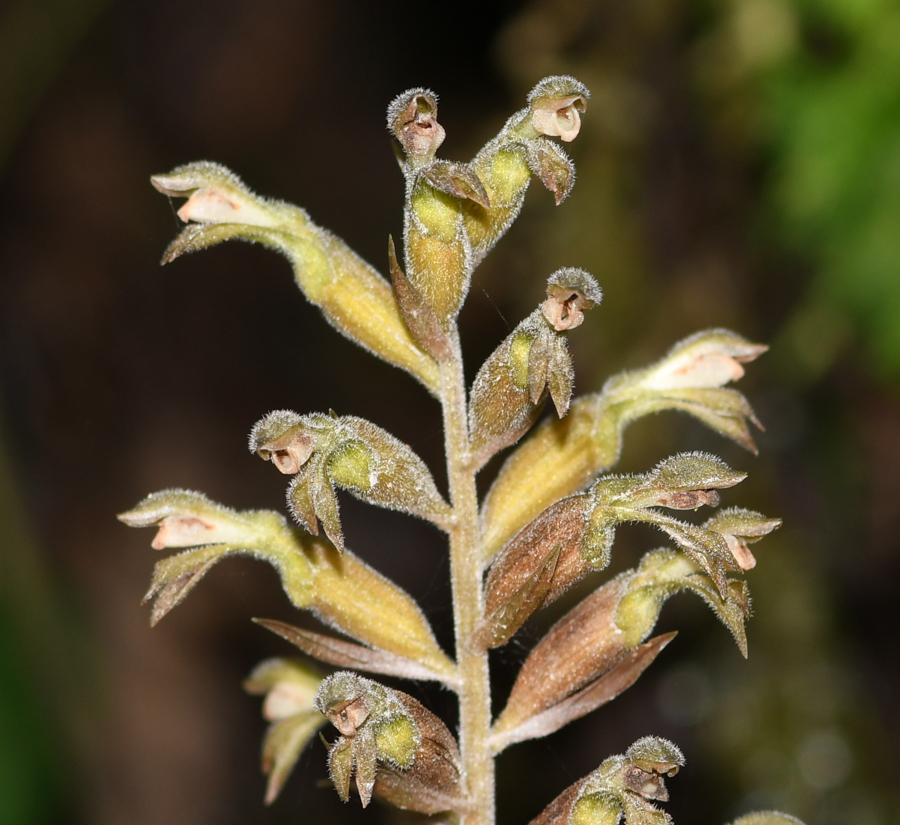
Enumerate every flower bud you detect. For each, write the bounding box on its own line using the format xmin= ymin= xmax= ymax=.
xmin=729 ymin=814 xmax=805 ymax=825
xmin=243 ymin=658 xmax=324 ymax=804
xmin=481 ymin=329 xmax=766 ymax=562
xmin=250 ymin=411 xmax=451 ymax=552
xmin=528 ymin=737 xmax=683 ymax=825
xmin=469 ymin=269 xmax=600 ymax=469
xmin=152 ymin=163 xmax=441 ymax=394
xmin=315 ymin=673 xmax=463 ymax=814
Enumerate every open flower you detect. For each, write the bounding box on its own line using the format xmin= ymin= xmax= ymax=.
xmin=244 ymin=658 xmax=324 ymax=804
xmin=151 ymin=161 xmax=281 ymax=228
xmin=528 ymin=737 xmax=684 ymax=825
xmin=387 ymin=88 xmax=446 ymax=161
xmin=541 ymin=268 xmax=603 ymax=331
xmin=528 ymin=76 xmax=590 ymax=143
xmin=315 ymin=673 xmax=464 ymax=814
xmin=630 ymin=329 xmax=768 ymax=392
xmin=704 ymin=507 xmax=782 ymax=571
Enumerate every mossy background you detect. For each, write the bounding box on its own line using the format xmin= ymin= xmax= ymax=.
xmin=1 ymin=1 xmax=898 ymax=824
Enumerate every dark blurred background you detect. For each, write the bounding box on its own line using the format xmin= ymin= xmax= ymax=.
xmin=1 ymin=0 xmax=899 ymax=823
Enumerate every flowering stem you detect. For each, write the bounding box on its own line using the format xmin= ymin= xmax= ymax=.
xmin=441 ymin=335 xmax=494 ymax=825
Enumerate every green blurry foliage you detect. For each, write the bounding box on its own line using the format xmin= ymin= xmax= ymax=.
xmin=764 ymin=0 xmax=900 ymax=377
xmin=692 ymin=0 xmax=900 ymax=378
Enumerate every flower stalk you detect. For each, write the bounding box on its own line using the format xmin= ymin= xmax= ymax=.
xmin=441 ymin=335 xmax=495 ymax=825
xmin=123 ymin=76 xmax=805 ymax=825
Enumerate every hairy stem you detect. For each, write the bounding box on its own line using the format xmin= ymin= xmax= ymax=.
xmin=442 ymin=336 xmax=494 ymax=825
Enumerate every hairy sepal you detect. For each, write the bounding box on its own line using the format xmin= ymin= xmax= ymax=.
xmin=251 ymin=411 xmax=452 ymax=551
xmin=254 ymin=619 xmax=458 ymax=687
xmin=315 ymin=673 xmax=464 ymax=813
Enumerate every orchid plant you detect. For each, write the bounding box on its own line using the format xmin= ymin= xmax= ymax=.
xmin=120 ymin=77 xmax=805 ymax=825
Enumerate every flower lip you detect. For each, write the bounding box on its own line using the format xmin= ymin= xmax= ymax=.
xmin=325 ymin=696 xmax=371 ymax=736
xmin=541 ymin=269 xmax=602 ymax=331
xmin=150 ymin=515 xmax=216 ymax=550
xmin=531 ymin=94 xmax=588 ymax=142
xmin=256 ymin=430 xmax=315 ymax=474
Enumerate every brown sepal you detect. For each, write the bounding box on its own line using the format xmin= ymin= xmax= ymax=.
xmin=143 ymin=558 xmax=217 ymax=626
xmin=375 ymin=693 xmax=466 ymax=815
xmin=422 ymin=160 xmax=491 ymax=208
xmin=253 ymin=619 xmax=454 ymax=685
xmin=492 ymin=633 xmax=675 ymax=752
xmin=495 ymin=576 xmax=630 ymax=733
xmin=478 ymin=495 xmax=594 ymax=649
xmin=525 ymin=139 xmax=576 ymax=205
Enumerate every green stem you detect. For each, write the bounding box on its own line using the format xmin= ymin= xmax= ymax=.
xmin=441 ymin=337 xmax=494 ymax=825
